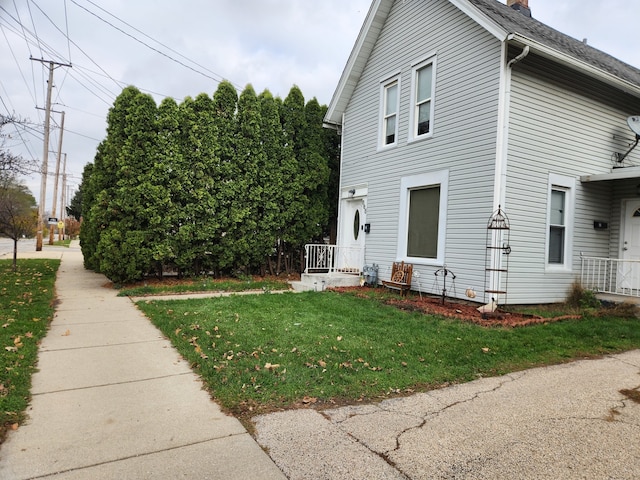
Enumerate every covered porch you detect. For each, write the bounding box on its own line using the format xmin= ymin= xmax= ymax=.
xmin=580 ymin=165 xmax=640 ymax=301
xmin=580 ymin=255 xmax=640 ymax=301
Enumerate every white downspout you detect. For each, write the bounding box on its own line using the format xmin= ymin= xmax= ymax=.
xmin=490 ymin=42 xmax=529 ymax=302
xmin=495 ymin=43 xmax=530 ymax=210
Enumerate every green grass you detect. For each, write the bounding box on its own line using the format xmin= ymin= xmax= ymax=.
xmin=137 ymin=290 xmax=640 ymax=417
xmin=119 ymin=277 xmax=291 ymax=296
xmin=0 ymin=259 xmax=59 ymax=442
xmin=50 ymin=239 xmax=71 ymax=247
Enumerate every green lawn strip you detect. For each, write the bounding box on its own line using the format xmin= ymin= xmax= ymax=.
xmin=119 ymin=277 xmax=291 ymax=297
xmin=137 ymin=291 xmax=640 ymax=417
xmin=49 ymin=239 xmax=71 ymax=247
xmin=0 ymin=259 xmax=59 ymax=443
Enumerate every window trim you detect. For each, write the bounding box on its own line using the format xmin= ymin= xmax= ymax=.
xmin=397 ymin=170 xmax=449 ymax=265
xmin=378 ymin=74 xmax=401 ymax=149
xmin=545 ymin=174 xmax=575 ymax=271
xmin=408 ymin=54 xmax=437 ymax=143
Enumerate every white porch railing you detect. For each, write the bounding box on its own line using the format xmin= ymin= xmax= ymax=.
xmin=304 ymin=244 xmax=362 ymax=274
xmin=581 ymin=255 xmax=640 ymax=297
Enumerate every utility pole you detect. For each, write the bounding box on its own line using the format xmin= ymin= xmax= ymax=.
xmin=59 ymin=153 xmax=67 ymax=241
xmin=49 ymin=111 xmax=65 ymax=245
xmin=31 ymin=58 xmax=71 ymax=251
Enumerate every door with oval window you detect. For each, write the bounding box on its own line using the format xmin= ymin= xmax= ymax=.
xmin=338 ymin=196 xmax=366 ymax=273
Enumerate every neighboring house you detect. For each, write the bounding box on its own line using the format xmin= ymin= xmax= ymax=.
xmin=322 ymin=0 xmax=640 ymax=304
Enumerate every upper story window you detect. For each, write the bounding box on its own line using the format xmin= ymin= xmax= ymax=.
xmin=409 ymin=55 xmax=436 ymax=142
xmin=379 ymin=76 xmax=400 ymax=148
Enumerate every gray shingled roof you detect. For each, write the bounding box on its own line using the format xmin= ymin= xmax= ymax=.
xmin=470 ymin=0 xmax=640 ymax=88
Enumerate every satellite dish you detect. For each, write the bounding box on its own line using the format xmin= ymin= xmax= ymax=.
xmin=615 ymin=115 xmax=640 ymax=163
xmin=628 ymin=116 xmax=640 ymax=137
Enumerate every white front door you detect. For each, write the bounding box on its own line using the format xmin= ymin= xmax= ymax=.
xmin=338 ymin=195 xmax=366 ymax=273
xmin=619 ymin=199 xmax=640 ymax=292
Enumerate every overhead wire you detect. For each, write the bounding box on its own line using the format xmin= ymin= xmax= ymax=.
xmin=63 ymin=0 xmax=71 ymax=63
xmin=69 ymin=0 xmax=241 ymax=90
xmin=25 ymin=0 xmax=46 ymax=104
xmin=0 ymin=21 xmax=39 ymax=108
xmin=11 ymin=0 xmax=41 ymax=116
xmin=81 ymin=0 xmax=241 ymax=90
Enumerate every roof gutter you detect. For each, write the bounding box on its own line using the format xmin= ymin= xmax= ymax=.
xmin=506 ymin=33 xmax=640 ymax=97
xmin=507 ymin=44 xmax=529 ymax=68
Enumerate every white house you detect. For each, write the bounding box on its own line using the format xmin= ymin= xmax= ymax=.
xmin=318 ymin=0 xmax=640 ymax=304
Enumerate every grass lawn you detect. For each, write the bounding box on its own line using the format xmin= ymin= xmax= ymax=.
xmin=49 ymin=239 xmax=71 ymax=247
xmin=119 ymin=276 xmax=291 ymax=297
xmin=0 ymin=259 xmax=59 ymax=442
xmin=137 ymin=290 xmax=640 ymax=419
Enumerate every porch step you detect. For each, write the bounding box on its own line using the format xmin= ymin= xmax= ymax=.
xmin=289 ymin=273 xmax=362 ymax=292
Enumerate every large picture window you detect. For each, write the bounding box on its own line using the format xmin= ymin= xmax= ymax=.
xmin=380 ymin=77 xmax=399 ymax=147
xmin=407 ymin=186 xmax=440 ymax=258
xmin=397 ymin=170 xmax=448 ymax=265
xmin=546 ymin=174 xmax=575 ymax=270
xmin=409 ymin=55 xmax=436 ymax=141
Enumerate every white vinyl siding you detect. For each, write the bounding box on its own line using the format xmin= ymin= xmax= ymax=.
xmin=504 ymin=51 xmax=640 ymax=303
xmin=338 ymin=0 xmax=503 ymax=296
xmin=409 ymin=56 xmax=436 ymax=141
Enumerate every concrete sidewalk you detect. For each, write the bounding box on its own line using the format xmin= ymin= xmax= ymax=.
xmin=0 ymin=244 xmax=285 ymax=479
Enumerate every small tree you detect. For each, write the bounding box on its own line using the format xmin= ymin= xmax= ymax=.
xmin=0 ymin=178 xmax=37 ymax=270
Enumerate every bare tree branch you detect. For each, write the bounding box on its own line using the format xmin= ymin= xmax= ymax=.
xmin=0 ymin=114 xmax=39 ymax=178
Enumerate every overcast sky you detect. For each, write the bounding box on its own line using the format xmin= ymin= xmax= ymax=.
xmin=2 ymin=0 xmax=640 ymax=212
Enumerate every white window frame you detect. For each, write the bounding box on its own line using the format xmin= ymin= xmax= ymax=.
xmin=397 ymin=170 xmax=449 ymax=266
xmin=408 ymin=54 xmax=437 ymax=143
xmin=378 ymin=74 xmax=401 ymax=149
xmin=545 ymin=173 xmax=575 ymax=271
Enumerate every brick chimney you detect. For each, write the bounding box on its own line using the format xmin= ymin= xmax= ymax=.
xmin=507 ymin=0 xmax=531 ymax=17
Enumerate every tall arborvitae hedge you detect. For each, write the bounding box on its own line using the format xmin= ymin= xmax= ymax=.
xmin=80 ymin=83 xmax=338 ymax=283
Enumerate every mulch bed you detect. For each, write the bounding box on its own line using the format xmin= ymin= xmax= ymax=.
xmin=331 ymin=286 xmax=581 ymax=328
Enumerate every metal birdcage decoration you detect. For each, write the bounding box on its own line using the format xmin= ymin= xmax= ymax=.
xmin=484 ymin=205 xmax=511 ymax=306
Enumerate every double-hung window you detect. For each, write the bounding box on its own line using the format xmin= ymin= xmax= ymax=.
xmin=380 ymin=77 xmax=399 ymax=147
xmin=548 ymin=189 xmax=566 ymax=264
xmin=409 ymin=56 xmax=436 ymax=141
xmin=397 ymin=170 xmax=448 ymax=265
xmin=546 ymin=174 xmax=575 ymax=270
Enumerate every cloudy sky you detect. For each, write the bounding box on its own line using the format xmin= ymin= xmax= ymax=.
xmin=1 ymin=0 xmax=639 ymax=212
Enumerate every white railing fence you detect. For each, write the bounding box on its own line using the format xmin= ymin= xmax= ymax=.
xmin=304 ymin=244 xmax=362 ymax=274
xmin=581 ymin=255 xmax=640 ymax=297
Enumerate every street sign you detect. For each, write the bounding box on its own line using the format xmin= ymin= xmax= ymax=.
xmin=48 ymin=217 xmax=58 ymax=225
xmin=58 ymin=221 xmax=64 ymax=230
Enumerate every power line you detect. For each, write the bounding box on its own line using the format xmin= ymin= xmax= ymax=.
xmin=63 ymin=0 xmax=71 ymax=63
xmin=25 ymin=0 xmax=44 ymax=62
xmin=81 ymin=0 xmax=240 ymax=89
xmin=69 ymin=0 xmax=241 ymax=90
xmin=0 ymin=22 xmax=38 ymax=107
